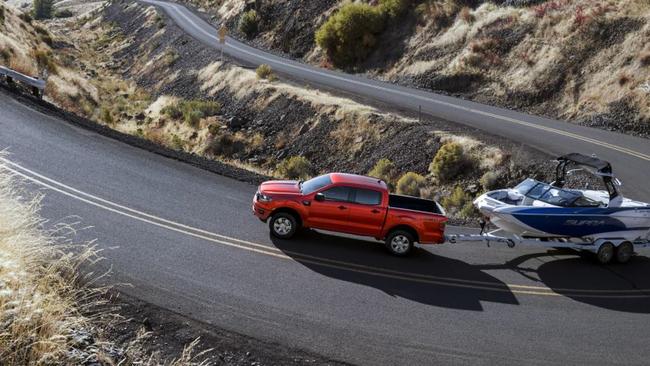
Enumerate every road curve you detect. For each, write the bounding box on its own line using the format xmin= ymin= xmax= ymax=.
xmin=142 ymin=0 xmax=650 ymax=202
xmin=3 ymin=88 xmax=650 ymax=365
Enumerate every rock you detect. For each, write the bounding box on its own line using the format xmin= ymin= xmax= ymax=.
xmin=226 ymin=116 xmax=245 ymax=128
xmin=354 ymin=136 xmax=364 ymax=143
xmin=135 ymin=112 xmax=145 ymax=121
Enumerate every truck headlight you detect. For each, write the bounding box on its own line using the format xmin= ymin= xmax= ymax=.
xmin=256 ymin=192 xmax=273 ymax=202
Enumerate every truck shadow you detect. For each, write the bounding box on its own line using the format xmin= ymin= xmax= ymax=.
xmin=270 ymin=230 xmax=519 ymax=311
xmin=474 ymin=250 xmax=650 ymax=314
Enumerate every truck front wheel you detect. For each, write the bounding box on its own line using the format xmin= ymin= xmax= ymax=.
xmin=269 ymin=212 xmax=298 ymax=239
xmin=385 ymin=230 xmax=414 ymax=256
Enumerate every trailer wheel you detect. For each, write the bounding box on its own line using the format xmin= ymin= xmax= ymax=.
xmin=385 ymin=230 xmax=414 ymax=257
xmin=269 ymin=212 xmax=298 ymax=239
xmin=596 ymin=242 xmax=614 ymax=264
xmin=615 ymin=241 xmax=634 ymax=264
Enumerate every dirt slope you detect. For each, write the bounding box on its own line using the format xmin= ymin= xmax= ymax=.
xmin=195 ymin=0 xmax=650 ymax=138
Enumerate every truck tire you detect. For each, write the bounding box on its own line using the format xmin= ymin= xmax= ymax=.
xmin=385 ymin=230 xmax=414 ymax=256
xmin=269 ymin=212 xmax=298 ymax=239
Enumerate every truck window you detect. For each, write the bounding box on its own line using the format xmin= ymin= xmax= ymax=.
xmin=353 ymin=189 xmax=381 ymax=205
xmin=321 ymin=186 xmax=351 ymax=202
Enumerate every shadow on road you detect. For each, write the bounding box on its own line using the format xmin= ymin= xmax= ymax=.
xmin=272 ymin=231 xmax=650 ymax=313
xmin=531 ymin=252 xmax=650 ymax=314
xmin=270 ymin=230 xmax=519 ymax=311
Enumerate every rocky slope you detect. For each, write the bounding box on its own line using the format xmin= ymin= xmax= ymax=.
xmin=194 ymin=0 xmax=650 ymax=138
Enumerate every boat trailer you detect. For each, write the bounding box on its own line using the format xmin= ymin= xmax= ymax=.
xmin=446 ymin=227 xmax=650 ymax=265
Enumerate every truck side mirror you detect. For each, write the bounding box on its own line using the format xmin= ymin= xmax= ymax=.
xmin=314 ymin=193 xmax=325 ymax=202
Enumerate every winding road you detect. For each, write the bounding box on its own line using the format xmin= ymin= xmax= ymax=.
xmin=2 ymin=87 xmax=650 ymax=365
xmin=2 ymin=2 xmax=650 ymax=364
xmin=141 ymin=0 xmax=650 ymax=202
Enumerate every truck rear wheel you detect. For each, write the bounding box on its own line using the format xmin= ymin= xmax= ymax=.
xmin=385 ymin=230 xmax=414 ymax=256
xmin=269 ymin=212 xmax=298 ymax=239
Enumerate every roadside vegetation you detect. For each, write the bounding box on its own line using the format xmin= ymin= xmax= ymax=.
xmin=0 ymin=1 xmax=550 ymax=222
xmin=0 ymin=161 xmax=210 ymax=365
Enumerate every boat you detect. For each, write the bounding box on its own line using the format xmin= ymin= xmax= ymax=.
xmin=474 ymin=153 xmax=650 ymax=241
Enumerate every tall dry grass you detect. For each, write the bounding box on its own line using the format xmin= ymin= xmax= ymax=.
xmin=0 ymin=160 xmax=210 ymax=365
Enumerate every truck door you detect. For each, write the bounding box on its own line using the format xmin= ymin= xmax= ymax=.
xmin=346 ymin=188 xmax=385 ymax=237
xmin=306 ymin=186 xmax=352 ymax=231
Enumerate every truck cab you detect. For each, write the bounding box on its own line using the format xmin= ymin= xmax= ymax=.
xmin=253 ymin=173 xmax=447 ymax=256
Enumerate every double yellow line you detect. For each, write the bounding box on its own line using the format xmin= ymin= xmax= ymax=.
xmin=4 ymin=158 xmax=650 ymax=299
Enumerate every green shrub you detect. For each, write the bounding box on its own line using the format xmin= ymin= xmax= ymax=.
xmin=429 ymin=142 xmax=469 ymax=181
xmin=32 ymin=48 xmax=58 ymax=74
xmin=315 ymin=3 xmax=385 ymax=67
xmin=442 ymin=186 xmax=475 ymax=219
xmin=256 ymin=64 xmax=274 ymax=80
xmin=32 ymin=0 xmax=53 ymax=19
xmin=238 ymin=10 xmax=259 ymax=38
xmin=209 ymin=133 xmax=245 ymax=157
xmin=100 ymin=107 xmax=113 ymax=124
xmin=480 ymin=171 xmax=500 ymax=191
xmin=368 ymin=158 xmax=396 ymax=188
xmin=54 ymin=8 xmax=73 ymax=18
xmin=379 ymin=0 xmax=411 ymax=18
xmin=396 ymin=172 xmax=425 ymax=197
xmin=162 ymin=100 xmax=220 ymax=127
xmin=276 ymin=156 xmax=312 ymax=180
xmin=171 ymin=134 xmax=184 ymax=151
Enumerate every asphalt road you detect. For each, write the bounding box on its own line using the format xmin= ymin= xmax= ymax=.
xmin=141 ymin=0 xmax=650 ymax=203
xmin=3 ymin=88 xmax=650 ymax=365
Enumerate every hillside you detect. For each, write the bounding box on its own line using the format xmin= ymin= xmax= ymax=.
xmin=192 ymin=0 xmax=650 ymax=138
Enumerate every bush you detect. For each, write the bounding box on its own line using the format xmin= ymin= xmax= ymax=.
xmin=238 ymin=10 xmax=259 ymax=39
xmin=100 ymin=107 xmax=113 ymax=124
xmin=54 ymin=9 xmax=74 ymax=18
xmin=171 ymin=134 xmax=184 ymax=151
xmin=480 ymin=171 xmax=500 ymax=191
xmin=276 ymin=156 xmax=312 ymax=180
xmin=256 ymin=64 xmax=276 ymax=80
xmin=442 ymin=186 xmax=475 ymax=218
xmin=32 ymin=0 xmax=53 ymax=19
xmin=379 ymin=0 xmax=411 ymax=18
xmin=32 ymin=48 xmax=58 ymax=75
xmin=0 ymin=6 xmax=5 ymax=26
xmin=162 ymin=100 xmax=220 ymax=127
xmin=429 ymin=142 xmax=469 ymax=181
xmin=396 ymin=172 xmax=425 ymax=197
xmin=315 ymin=3 xmax=385 ymax=67
xmin=209 ymin=132 xmax=245 ymax=157
xmin=368 ymin=158 xmax=396 ymax=188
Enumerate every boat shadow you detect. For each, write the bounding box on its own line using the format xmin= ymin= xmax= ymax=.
xmin=270 ymin=230 xmax=519 ymax=311
xmin=478 ymin=249 xmax=650 ymax=314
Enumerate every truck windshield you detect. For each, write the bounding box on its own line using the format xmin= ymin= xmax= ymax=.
xmin=300 ymin=175 xmax=333 ymax=194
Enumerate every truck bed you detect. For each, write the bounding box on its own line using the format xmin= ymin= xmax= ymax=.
xmin=388 ymin=194 xmax=443 ymax=215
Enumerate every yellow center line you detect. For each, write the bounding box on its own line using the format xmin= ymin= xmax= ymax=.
xmin=4 ymin=159 xmax=650 ymax=299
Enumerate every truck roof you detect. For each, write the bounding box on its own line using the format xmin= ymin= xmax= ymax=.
xmin=329 ymin=173 xmax=388 ymax=190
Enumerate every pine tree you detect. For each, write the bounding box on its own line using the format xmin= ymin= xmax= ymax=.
xmin=32 ymin=0 xmax=53 ymax=20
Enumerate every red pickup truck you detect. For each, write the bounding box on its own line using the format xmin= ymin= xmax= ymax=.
xmin=252 ymin=173 xmax=448 ymax=256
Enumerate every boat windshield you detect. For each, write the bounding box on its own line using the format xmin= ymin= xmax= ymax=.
xmin=516 ymin=180 xmax=602 ymax=207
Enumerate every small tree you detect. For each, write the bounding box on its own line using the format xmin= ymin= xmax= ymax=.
xmin=238 ymin=10 xmax=259 ymax=39
xmin=430 ymin=142 xmax=469 ymax=181
xmin=368 ymin=158 xmax=396 ymax=189
xmin=32 ymin=0 xmax=53 ymax=20
xmin=396 ymin=172 xmax=425 ymax=197
xmin=276 ymin=156 xmax=312 ymax=180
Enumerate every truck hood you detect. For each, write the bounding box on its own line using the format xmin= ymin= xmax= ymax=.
xmin=260 ymin=180 xmax=301 ymax=195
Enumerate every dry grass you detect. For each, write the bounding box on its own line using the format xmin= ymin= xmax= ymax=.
xmin=0 ymin=159 xmax=212 ymax=365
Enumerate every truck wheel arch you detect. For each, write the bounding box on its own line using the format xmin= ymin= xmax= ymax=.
xmin=271 ymin=207 xmax=303 ymax=227
xmin=385 ymin=225 xmax=419 ymax=243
